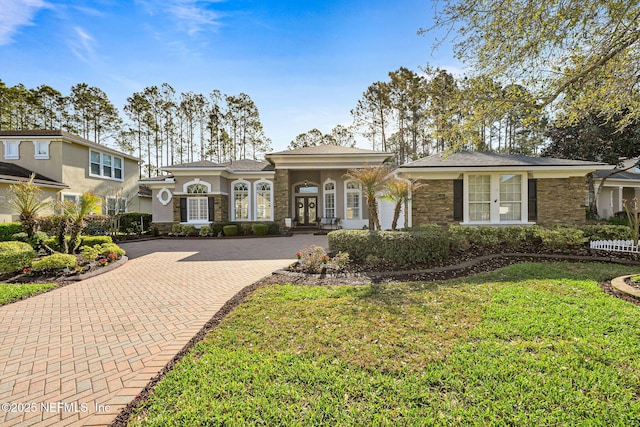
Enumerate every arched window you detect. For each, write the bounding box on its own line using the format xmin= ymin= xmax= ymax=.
xmin=324 ymin=180 xmax=336 ymax=218
xmin=187 ymin=183 xmax=208 ymax=194
xmin=255 ymin=180 xmax=273 ymax=221
xmin=232 ymin=180 xmax=250 ymax=221
xmin=345 ymin=180 xmax=361 ymax=220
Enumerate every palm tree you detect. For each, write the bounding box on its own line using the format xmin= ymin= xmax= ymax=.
xmin=61 ymin=191 xmax=101 ymax=253
xmin=344 ymin=164 xmax=393 ymax=230
xmin=7 ymin=174 xmax=48 ymax=237
xmin=383 ymin=177 xmax=424 ymax=230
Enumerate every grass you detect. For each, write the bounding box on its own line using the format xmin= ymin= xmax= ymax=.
xmin=0 ymin=282 xmax=57 ymax=305
xmin=129 ymin=262 xmax=640 ymax=426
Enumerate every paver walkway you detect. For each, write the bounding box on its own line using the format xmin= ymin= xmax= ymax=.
xmin=0 ymin=235 xmax=327 ymax=426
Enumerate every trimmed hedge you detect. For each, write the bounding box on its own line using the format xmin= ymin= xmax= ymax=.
xmin=223 ymin=225 xmax=238 ymax=237
xmin=252 ymin=223 xmax=269 ymax=236
xmin=115 ymin=212 xmax=152 ymax=233
xmin=80 ymin=235 xmax=113 ymax=247
xmin=328 ymin=227 xmax=450 ymax=265
xmin=0 ymin=241 xmax=36 ymax=273
xmin=32 ymin=253 xmax=77 ymax=272
xmin=0 ymin=223 xmax=23 ymax=241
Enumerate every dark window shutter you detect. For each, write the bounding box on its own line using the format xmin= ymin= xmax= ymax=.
xmin=179 ymin=198 xmax=187 ymax=222
xmin=528 ymin=179 xmax=537 ymax=221
xmin=453 ymin=179 xmax=463 ymax=221
xmin=208 ymin=197 xmax=215 ymax=221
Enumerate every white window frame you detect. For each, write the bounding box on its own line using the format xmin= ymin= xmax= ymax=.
xmin=463 ymin=173 xmax=529 ymax=224
xmin=33 ymin=141 xmax=50 ymax=159
xmin=344 ymin=180 xmax=362 ymax=220
xmin=254 ymin=179 xmax=273 ymax=221
xmin=105 ymin=196 xmax=127 ymax=216
xmin=187 ymin=197 xmax=209 ymax=222
xmin=61 ymin=192 xmax=81 ymax=205
xmin=231 ymin=180 xmax=251 ymax=221
xmin=324 ymin=179 xmax=336 ymax=218
xmin=89 ymin=149 xmax=124 ymax=181
xmin=3 ymin=141 xmax=20 ymax=160
xmin=183 ymin=178 xmax=211 ymax=194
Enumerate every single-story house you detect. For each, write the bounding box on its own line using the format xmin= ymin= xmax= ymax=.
xmin=395 ymin=151 xmax=612 ymax=227
xmin=142 ymin=145 xmax=394 ymax=233
xmin=144 ymin=148 xmax=613 ymax=231
xmin=592 ymin=167 xmax=640 ymax=219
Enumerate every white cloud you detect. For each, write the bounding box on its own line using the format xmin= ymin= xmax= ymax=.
xmin=137 ymin=0 xmax=223 ymax=35
xmin=69 ymin=26 xmax=95 ymax=62
xmin=0 ymin=0 xmax=51 ymax=45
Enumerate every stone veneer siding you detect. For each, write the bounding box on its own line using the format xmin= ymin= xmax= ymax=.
xmin=411 ymin=179 xmax=455 ymax=226
xmin=536 ymin=177 xmax=586 ymax=225
xmin=274 ymin=169 xmax=289 ymax=227
xmin=172 ymin=194 xmax=229 ymax=223
xmin=410 ymin=176 xmax=587 ymax=226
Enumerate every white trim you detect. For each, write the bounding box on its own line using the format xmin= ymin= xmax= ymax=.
xmin=323 ymin=178 xmax=336 ymax=218
xmin=186 ymin=197 xmax=209 ymax=223
xmin=344 ymin=179 xmax=362 ymax=220
xmin=463 ymin=172 xmax=528 ymax=224
xmin=254 ymin=179 xmax=274 ymax=221
xmin=105 ymin=196 xmax=127 ymax=216
xmin=33 ymin=140 xmax=50 ymax=159
xmin=157 ymin=188 xmax=173 ymax=206
xmin=61 ymin=192 xmax=81 ymax=204
xmin=231 ymin=179 xmax=252 ymax=221
xmin=3 ymin=141 xmax=20 ymax=160
xmin=182 ymin=178 xmax=212 ymax=194
xmin=89 ymin=149 xmax=124 ymax=182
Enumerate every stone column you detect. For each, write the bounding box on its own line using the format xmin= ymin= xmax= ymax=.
xmin=274 ymin=169 xmax=290 ymax=228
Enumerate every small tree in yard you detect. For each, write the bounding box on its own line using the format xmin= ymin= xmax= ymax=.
xmin=58 ymin=191 xmax=101 ymax=254
xmin=383 ymin=177 xmax=423 ymax=230
xmin=344 ymin=164 xmax=393 ymax=231
xmin=622 ymin=198 xmax=640 ymax=246
xmin=7 ymin=174 xmax=48 ymax=238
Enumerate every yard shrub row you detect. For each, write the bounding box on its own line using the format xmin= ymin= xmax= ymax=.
xmin=0 ymin=223 xmax=23 ymax=242
xmin=328 ymin=223 xmax=631 ymax=266
xmin=328 ymin=226 xmax=450 ymax=265
xmin=0 ymin=241 xmax=36 ymax=273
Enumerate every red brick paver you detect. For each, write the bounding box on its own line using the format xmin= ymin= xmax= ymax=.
xmin=0 ymin=235 xmax=326 ymax=426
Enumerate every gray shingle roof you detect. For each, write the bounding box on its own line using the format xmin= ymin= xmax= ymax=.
xmin=402 ymin=151 xmax=609 ymax=168
xmin=167 ymin=159 xmax=274 ymax=172
xmin=593 ymin=169 xmax=640 ymax=181
xmin=0 ymin=161 xmax=67 ymax=188
xmin=268 ymin=145 xmax=389 ymax=156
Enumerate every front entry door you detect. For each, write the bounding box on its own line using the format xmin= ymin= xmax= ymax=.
xmin=295 ymin=196 xmax=317 ymax=225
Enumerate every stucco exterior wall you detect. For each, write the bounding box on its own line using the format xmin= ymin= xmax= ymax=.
xmin=0 ymin=184 xmax=58 ymax=223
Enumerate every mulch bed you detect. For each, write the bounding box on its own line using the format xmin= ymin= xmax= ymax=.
xmin=109 ymin=254 xmax=640 ymax=427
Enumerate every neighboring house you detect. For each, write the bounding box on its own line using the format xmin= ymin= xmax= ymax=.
xmin=592 ymin=160 xmax=640 ymax=219
xmin=395 ymin=151 xmax=612 ymax=227
xmin=143 ymin=145 xmax=394 ymax=232
xmin=0 ymin=130 xmax=142 ymax=222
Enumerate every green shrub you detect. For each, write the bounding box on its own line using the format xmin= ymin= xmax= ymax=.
xmin=223 ymin=225 xmax=238 ymax=237
xmin=328 ymin=228 xmax=449 ymax=265
xmin=83 ymin=215 xmax=110 ymax=236
xmin=31 ymin=253 xmax=77 ymax=272
xmin=240 ymin=223 xmax=253 ymax=235
xmin=210 ymin=222 xmax=233 ymax=236
xmin=578 ymin=224 xmax=632 ymax=241
xmin=0 ymin=241 xmax=36 ymax=273
xmin=534 ymin=226 xmax=587 ymax=252
xmin=11 ymin=232 xmax=29 ymax=242
xmin=171 ymin=223 xmax=184 ymax=236
xmin=115 ymin=212 xmax=152 ymax=233
xmin=80 ymin=245 xmax=100 ymax=262
xmin=266 ymin=221 xmax=280 ymax=235
xmin=95 ymin=242 xmax=126 ymax=258
xmin=199 ymin=225 xmax=212 ymax=237
xmin=80 ymin=235 xmax=113 ymax=247
xmin=252 ymin=223 xmax=269 ymax=235
xmin=0 ymin=223 xmax=24 ymax=241
xmin=182 ymin=225 xmax=197 ymax=236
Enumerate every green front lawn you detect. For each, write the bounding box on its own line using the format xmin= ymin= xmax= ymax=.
xmin=130 ymin=262 xmax=640 ymax=426
xmin=0 ymin=282 xmax=57 ymax=305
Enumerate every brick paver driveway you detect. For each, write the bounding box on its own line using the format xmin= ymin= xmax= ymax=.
xmin=0 ymin=234 xmax=327 ymax=426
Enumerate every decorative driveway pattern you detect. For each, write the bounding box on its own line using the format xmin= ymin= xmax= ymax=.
xmin=0 ymin=235 xmax=327 ymax=426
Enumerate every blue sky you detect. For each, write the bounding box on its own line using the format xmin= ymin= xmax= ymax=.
xmin=0 ymin=0 xmax=461 ymax=152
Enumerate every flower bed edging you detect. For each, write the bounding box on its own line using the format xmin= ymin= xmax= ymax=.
xmin=611 ymin=275 xmax=640 ymax=299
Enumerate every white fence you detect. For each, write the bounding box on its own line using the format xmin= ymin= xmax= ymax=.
xmin=590 ymin=240 xmax=640 ymax=253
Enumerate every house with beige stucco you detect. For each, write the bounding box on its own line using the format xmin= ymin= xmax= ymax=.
xmin=0 ymin=130 xmax=146 ymax=222
xmin=144 ymin=147 xmax=612 ymax=232
xmin=142 ymin=145 xmax=394 ymax=232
